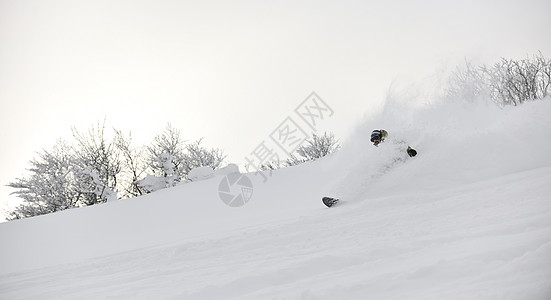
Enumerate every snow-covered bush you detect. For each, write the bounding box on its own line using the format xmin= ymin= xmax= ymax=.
xmin=8 ymin=121 xmax=124 ymax=219
xmin=138 ymin=124 xmax=226 ymax=193
xmin=448 ymin=52 xmax=551 ymax=106
xmin=135 ymin=175 xmax=172 ymax=193
xmin=259 ymin=132 xmax=340 ymax=170
xmin=8 ymin=122 xmax=227 ymax=219
xmin=114 ymin=130 xmax=148 ymax=198
xmin=7 ymin=141 xmax=80 ymax=220
xmin=187 ymin=166 xmax=215 ymax=181
xmin=181 ymin=139 xmax=225 ymax=176
xmin=72 ymin=121 xmax=121 ymax=206
xmin=73 ymin=166 xmax=118 ymax=204
xmin=214 ymin=163 xmax=240 ymax=176
xmin=145 ymin=123 xmax=186 ymax=184
xmin=296 ymin=132 xmax=340 ymax=161
xmin=260 ymin=160 xmax=285 ymax=171
xmin=287 ymin=132 xmax=340 ymax=166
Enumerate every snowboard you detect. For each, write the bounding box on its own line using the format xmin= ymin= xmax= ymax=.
xmin=322 ymin=197 xmax=339 ymax=207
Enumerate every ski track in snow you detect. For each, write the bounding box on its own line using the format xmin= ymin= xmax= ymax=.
xmin=1 ymin=100 xmax=551 ymax=299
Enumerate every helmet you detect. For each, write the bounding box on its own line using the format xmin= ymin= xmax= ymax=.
xmin=371 ymin=129 xmax=387 ymax=146
xmin=370 ymin=130 xmax=382 ymax=145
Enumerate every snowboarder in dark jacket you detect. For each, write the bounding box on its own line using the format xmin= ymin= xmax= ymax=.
xmin=371 ymin=129 xmax=417 ymax=157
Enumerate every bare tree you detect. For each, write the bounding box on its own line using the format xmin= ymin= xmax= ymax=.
xmin=282 ymin=132 xmax=340 ymax=167
xmin=181 ymin=138 xmax=226 ymax=178
xmin=7 ymin=121 xmax=228 ymax=219
xmin=447 ymin=59 xmax=487 ymax=102
xmin=114 ymin=130 xmax=148 ymax=198
xmin=536 ymin=53 xmax=551 ymax=98
xmin=490 ymin=53 xmax=551 ymax=105
xmin=147 ymin=123 xmax=185 ymax=177
xmin=7 ymin=121 xmax=123 ymax=220
xmin=143 ymin=123 xmax=186 ymax=190
xmin=72 ymin=121 xmax=121 ymax=205
xmin=448 ymin=52 xmax=551 ymax=106
xmin=260 ymin=160 xmax=285 ymax=171
xmin=141 ymin=124 xmax=226 ymax=190
xmin=296 ymin=132 xmax=340 ymax=161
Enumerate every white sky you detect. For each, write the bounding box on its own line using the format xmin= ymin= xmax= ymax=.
xmin=1 ymin=0 xmax=550 ymax=219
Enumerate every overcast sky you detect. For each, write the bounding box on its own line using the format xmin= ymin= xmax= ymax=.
xmin=1 ymin=0 xmax=550 ymax=219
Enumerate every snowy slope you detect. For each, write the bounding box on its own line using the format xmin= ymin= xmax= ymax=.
xmin=1 ymin=99 xmax=551 ymax=300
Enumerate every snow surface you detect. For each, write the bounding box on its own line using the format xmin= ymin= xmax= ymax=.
xmin=188 ymin=166 xmax=215 ymax=182
xmin=1 ymin=98 xmax=551 ymax=299
xmin=213 ymin=163 xmax=240 ymax=176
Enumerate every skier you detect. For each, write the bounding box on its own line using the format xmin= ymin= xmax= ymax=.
xmin=370 ymin=129 xmax=417 ymax=157
xmin=370 ymin=129 xmax=388 ymax=146
xmin=323 ymin=129 xmax=418 ymax=208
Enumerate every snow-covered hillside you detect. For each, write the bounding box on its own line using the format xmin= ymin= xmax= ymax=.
xmin=1 ymin=98 xmax=551 ymax=300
